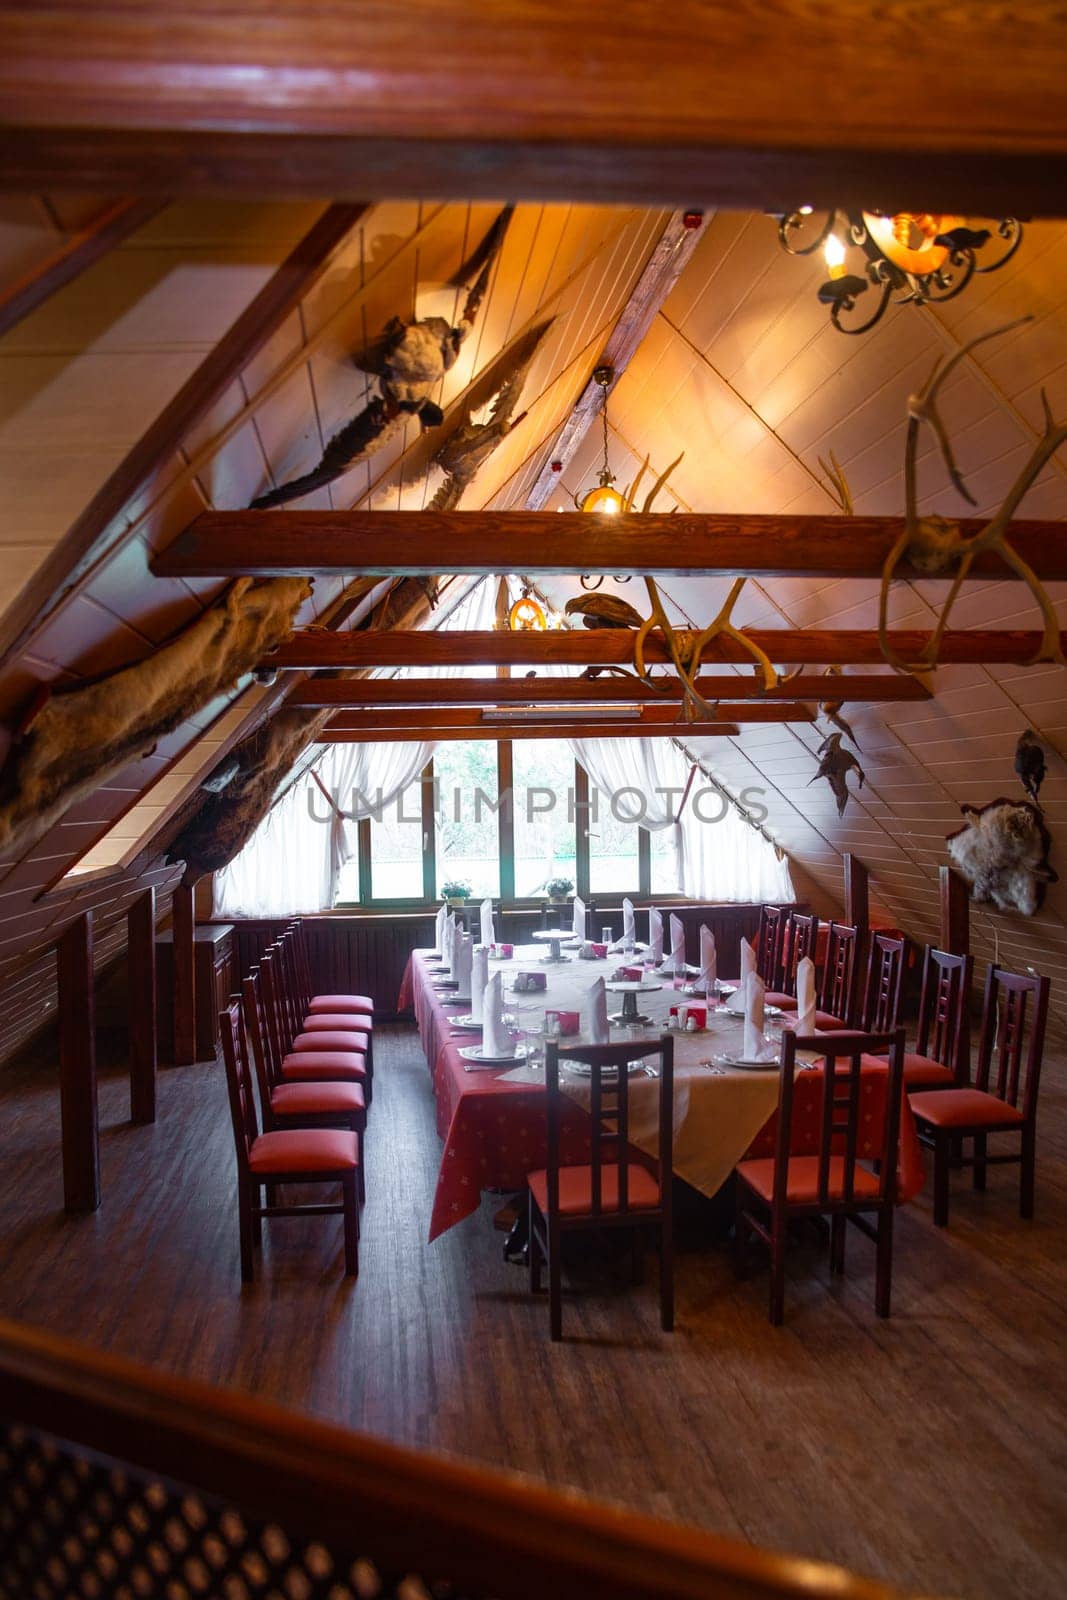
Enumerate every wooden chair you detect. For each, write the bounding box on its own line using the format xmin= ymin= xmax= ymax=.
xmin=260 ymin=952 xmax=368 ymax=1087
xmin=241 ymin=974 xmax=367 ymax=1202
xmin=280 ymin=930 xmax=374 ymax=1094
xmin=900 ymin=947 xmax=973 ymax=1092
xmin=755 ymin=905 xmax=786 ymax=988
xmin=765 ymin=911 xmax=819 ymax=1007
xmin=734 ymin=1027 xmax=906 ymax=1325
xmin=268 ymin=942 xmax=370 ymax=1053
xmin=816 ymin=921 xmax=859 ymax=1029
xmin=527 ymin=1035 xmax=675 ymax=1341
xmin=911 ymin=965 xmax=1049 ymax=1226
xmin=857 ymin=932 xmax=908 ymax=1032
xmin=288 ymin=919 xmax=375 ymax=1019
xmin=219 ymin=999 xmax=360 ymax=1282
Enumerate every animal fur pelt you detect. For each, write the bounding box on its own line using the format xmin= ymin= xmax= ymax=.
xmin=167 ymin=707 xmax=329 ymax=884
xmin=250 ymin=206 xmax=514 ymax=510
xmin=946 ymin=797 xmax=1057 ymax=916
xmin=0 ymin=577 xmax=310 ymax=862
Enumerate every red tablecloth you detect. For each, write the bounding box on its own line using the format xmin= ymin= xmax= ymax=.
xmin=400 ymin=954 xmax=924 ymax=1241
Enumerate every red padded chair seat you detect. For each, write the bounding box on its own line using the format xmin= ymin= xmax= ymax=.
xmin=815 ymin=1010 xmax=850 ymax=1031
xmin=909 ymin=1088 xmax=1025 ymax=1130
xmin=309 ymin=994 xmax=374 ymax=1015
xmin=271 ymin=1081 xmax=365 ymax=1117
xmin=281 ymin=1051 xmax=366 ymax=1083
xmin=859 ymin=1050 xmax=956 ymax=1089
xmin=738 ymin=1155 xmax=883 ymax=1206
xmin=248 ymin=1128 xmax=359 ymax=1175
xmin=299 ymin=1014 xmax=372 ymax=1034
xmin=528 ymin=1164 xmax=661 ymax=1217
xmin=291 ymin=1030 xmax=368 ymax=1053
xmin=764 ymin=991 xmax=796 ymax=1009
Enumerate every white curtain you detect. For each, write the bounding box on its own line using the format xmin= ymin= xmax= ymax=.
xmin=569 ymin=736 xmax=686 ymax=892
xmin=570 ymin=734 xmax=794 ymax=905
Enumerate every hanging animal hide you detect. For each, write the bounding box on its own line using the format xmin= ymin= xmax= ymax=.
xmin=167 ymin=706 xmax=329 ymax=884
xmin=249 ymin=206 xmax=514 ymax=509
xmin=0 ymin=576 xmax=310 ymax=861
xmin=946 ymin=797 xmax=1057 ymax=916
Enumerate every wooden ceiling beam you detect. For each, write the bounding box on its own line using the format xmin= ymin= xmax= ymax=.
xmin=0 ymin=202 xmax=367 ymax=669
xmin=154 ymin=511 xmax=1067 ymax=581
xmin=320 ymin=703 xmax=813 ymax=732
xmin=2 ymin=4 xmax=1066 ymax=214
xmin=0 ymin=196 xmax=168 ymax=337
xmin=317 ymin=723 xmax=744 ymax=744
xmin=270 ymin=627 xmax=1067 ymax=670
xmin=291 ymin=674 xmax=928 ymax=708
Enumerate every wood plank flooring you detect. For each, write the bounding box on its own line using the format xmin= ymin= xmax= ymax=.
xmin=0 ymin=1023 xmax=1065 ymax=1600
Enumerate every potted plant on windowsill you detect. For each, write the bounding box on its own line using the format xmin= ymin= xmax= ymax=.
xmin=441 ymin=880 xmax=473 ymax=909
xmin=544 ymin=876 xmax=574 ymax=905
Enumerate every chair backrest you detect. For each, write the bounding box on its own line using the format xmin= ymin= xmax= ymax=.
xmin=259 ymin=949 xmax=292 ymax=1064
xmin=543 ymin=1035 xmax=674 ymax=1222
xmin=285 ymin=922 xmax=314 ymax=1012
xmin=776 ymin=1028 xmax=906 ymax=1209
xmin=859 ymin=933 xmax=908 ymax=1032
xmin=275 ymin=936 xmax=304 ymax=1037
xmin=819 ymin=922 xmax=859 ymax=1023
xmin=916 ymin=947 xmax=973 ymax=1080
xmin=756 ymin=905 xmax=786 ymax=986
xmin=975 ymin=965 xmax=1049 ymax=1120
xmin=243 ymin=969 xmax=281 ymax=1118
xmin=780 ymin=911 xmax=819 ymax=994
xmin=219 ymin=996 xmax=260 ymax=1170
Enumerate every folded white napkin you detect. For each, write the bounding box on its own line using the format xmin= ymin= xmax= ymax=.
xmin=481 ymin=970 xmax=514 ymax=1058
xmin=452 ymin=932 xmax=473 ymax=998
xmin=586 ymin=977 xmax=610 ymax=1045
xmin=443 ymin=911 xmax=456 ymax=970
xmin=648 ymin=907 xmax=664 ymax=965
xmin=743 ymin=971 xmax=774 ymax=1062
xmin=434 ymin=904 xmax=447 ymax=956
xmin=796 ymin=955 xmax=817 ymax=1036
xmin=698 ymin=924 xmax=717 ymax=993
xmin=622 ymin=897 xmax=636 ymax=948
xmin=668 ymin=912 xmax=686 ymax=973
xmin=572 ymin=893 xmax=586 ymax=940
xmin=471 ymin=945 xmax=489 ymax=1022
xmin=480 ymin=896 xmax=495 ymax=948
xmin=739 ymin=936 xmax=756 ymax=985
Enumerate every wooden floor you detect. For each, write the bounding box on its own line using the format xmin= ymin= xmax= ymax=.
xmin=1 ymin=1023 xmax=1065 ymax=1600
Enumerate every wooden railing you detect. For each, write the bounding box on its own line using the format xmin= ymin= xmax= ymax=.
xmin=0 ymin=1317 xmax=912 ymax=1600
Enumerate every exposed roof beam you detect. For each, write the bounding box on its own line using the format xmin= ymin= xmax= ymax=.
xmin=2 ymin=4 xmax=1064 ymax=213
xmin=320 ymin=704 xmax=813 ymax=732
xmin=270 ymin=627 xmax=1062 ymax=670
xmin=0 ymin=197 xmax=168 ymax=337
xmin=0 ymin=202 xmax=367 ymax=669
xmin=318 ymin=723 xmax=744 ymax=743
xmin=155 ymin=510 xmax=1067 ymax=581
xmin=291 ymin=675 xmax=928 ymax=708
xmin=524 ymin=211 xmax=706 ymax=511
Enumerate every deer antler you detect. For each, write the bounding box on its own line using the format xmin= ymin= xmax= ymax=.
xmin=878 ymin=317 xmax=1065 ymax=673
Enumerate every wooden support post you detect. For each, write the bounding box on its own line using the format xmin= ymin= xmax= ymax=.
xmin=127 ymin=888 xmax=157 ymax=1123
xmin=843 ymin=854 xmax=869 ymax=1027
xmin=58 ymin=912 xmax=99 ymax=1214
xmin=172 ymin=883 xmax=197 ymax=1067
xmin=939 ymin=865 xmax=970 ymax=955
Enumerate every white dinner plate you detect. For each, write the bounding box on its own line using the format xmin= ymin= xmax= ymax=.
xmin=448 ymin=1015 xmax=482 ymax=1030
xmin=565 ymin=1060 xmax=646 ymax=1079
xmin=721 ymin=1002 xmax=784 ymax=1018
xmin=459 ymin=1044 xmax=528 ymax=1068
xmin=709 ymin=1051 xmax=780 ymax=1072
xmin=441 ymin=995 xmax=471 ymax=1007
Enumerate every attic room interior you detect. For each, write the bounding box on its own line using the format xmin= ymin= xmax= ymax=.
xmin=1 ymin=6 xmax=1066 ymax=1600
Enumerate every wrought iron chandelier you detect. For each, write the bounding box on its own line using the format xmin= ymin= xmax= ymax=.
xmin=776 ymin=209 xmax=1023 ymax=335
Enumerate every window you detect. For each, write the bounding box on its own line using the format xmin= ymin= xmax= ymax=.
xmin=333 ymin=741 xmax=679 ymax=906
xmin=511 ymin=739 xmax=577 ymax=896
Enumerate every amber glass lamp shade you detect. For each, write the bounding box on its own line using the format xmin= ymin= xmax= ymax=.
xmin=508 ymin=595 xmax=547 ymax=631
xmin=579 ymin=483 xmax=625 ymax=514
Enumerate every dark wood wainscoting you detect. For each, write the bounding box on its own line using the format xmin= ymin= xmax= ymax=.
xmin=214 ymin=903 xmax=770 ymax=1019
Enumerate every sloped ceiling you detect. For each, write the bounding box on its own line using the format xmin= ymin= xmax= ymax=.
xmin=0 ymin=199 xmax=1064 ymax=1055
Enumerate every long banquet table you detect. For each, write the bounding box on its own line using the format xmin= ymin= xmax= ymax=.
xmin=398 ymin=948 xmax=925 ymax=1241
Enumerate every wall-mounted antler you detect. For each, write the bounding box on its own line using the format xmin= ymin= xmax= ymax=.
xmin=879 ymin=317 xmax=1067 ymax=674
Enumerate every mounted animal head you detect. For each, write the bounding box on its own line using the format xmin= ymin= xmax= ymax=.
xmin=946 ymin=797 xmax=1057 ymax=917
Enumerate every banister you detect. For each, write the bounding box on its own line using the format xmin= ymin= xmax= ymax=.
xmin=0 ymin=1316 xmax=915 ymax=1600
